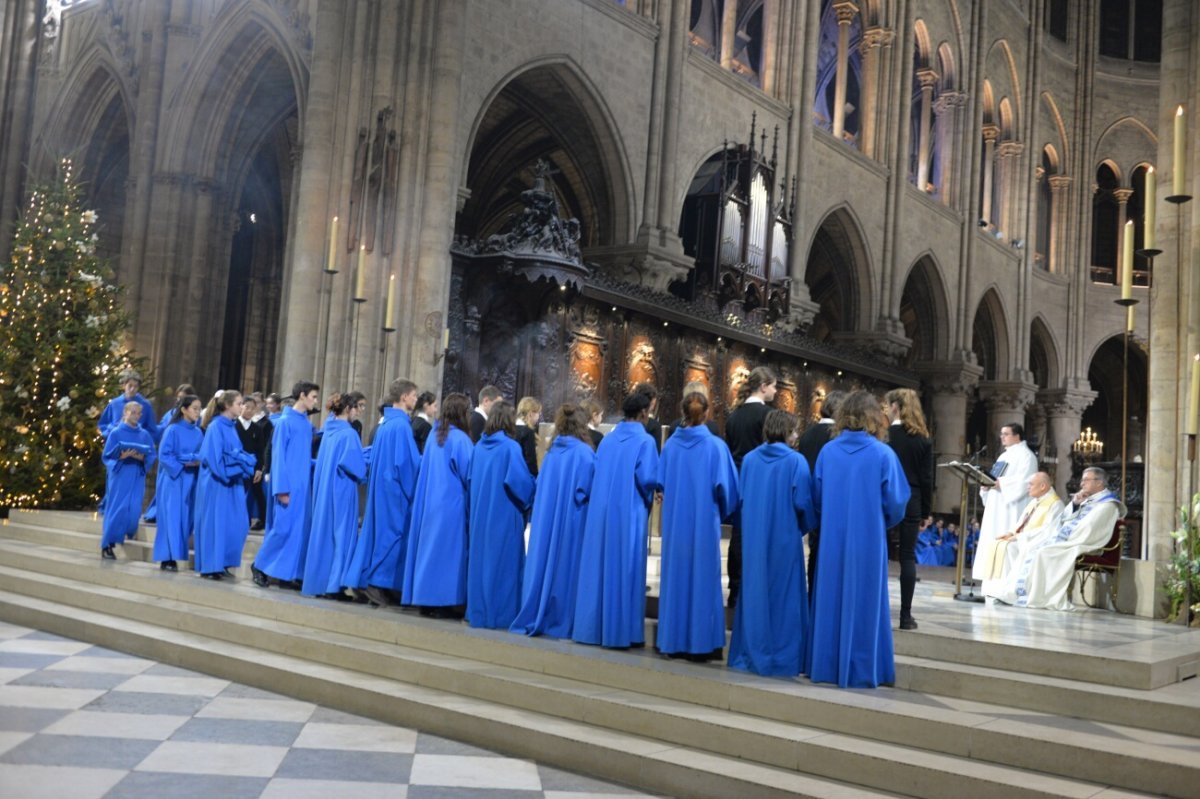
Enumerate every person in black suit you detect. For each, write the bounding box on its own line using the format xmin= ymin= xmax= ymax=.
xmin=722 ymin=366 xmax=778 ymax=609
xmin=796 ymin=390 xmax=846 ymax=600
xmin=884 ymin=388 xmax=934 ymax=631
xmin=236 ymin=394 xmax=267 ymax=529
xmin=470 ymin=385 xmax=502 ymax=442
xmin=514 ymin=396 xmax=542 ymax=476
xmin=412 ymin=392 xmax=437 ymax=454
xmin=582 ymin=398 xmax=604 ymax=449
xmin=640 ymin=386 xmax=664 ymax=450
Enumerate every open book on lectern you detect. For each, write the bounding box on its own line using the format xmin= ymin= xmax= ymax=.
xmin=937 ymin=460 xmax=998 ymax=487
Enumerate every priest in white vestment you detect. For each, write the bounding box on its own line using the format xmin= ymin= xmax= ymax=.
xmin=981 ymin=472 xmax=1063 ymax=597
xmin=972 ymin=423 xmax=1039 ymax=580
xmin=989 ymin=466 xmax=1124 ymax=610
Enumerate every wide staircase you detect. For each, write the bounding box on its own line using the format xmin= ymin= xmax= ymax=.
xmin=1 ymin=509 xmax=1199 ymax=798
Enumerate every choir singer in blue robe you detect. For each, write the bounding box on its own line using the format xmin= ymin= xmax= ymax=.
xmin=806 ymin=390 xmax=910 ymax=688
xmin=304 ymin=393 xmax=368 ymax=597
xmin=253 ymin=382 xmax=319 ymax=588
xmin=151 ymin=395 xmax=203 ymax=571
xmin=344 ymin=379 xmax=421 ymax=604
xmin=100 ymin=402 xmax=156 ymax=559
xmin=728 ymin=410 xmax=815 ymax=677
xmin=403 ymin=393 xmax=473 ymax=615
xmin=194 ymin=391 xmax=256 ymax=579
xmin=572 ymin=385 xmax=661 ymax=649
xmin=466 ymin=401 xmax=535 ymax=629
xmin=656 ymin=391 xmax=739 ymax=661
xmin=97 ymin=370 xmax=159 ymax=441
xmin=510 ymin=404 xmax=596 ymax=639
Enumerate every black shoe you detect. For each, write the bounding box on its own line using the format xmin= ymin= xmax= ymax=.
xmin=251 ymin=565 xmax=269 ymax=587
xmin=223 ymin=567 xmax=236 ymax=578
xmin=250 ymin=519 xmax=265 ymax=531
xmin=160 ymin=561 xmax=178 ymax=572
xmin=280 ymin=580 xmax=302 ymax=591
xmin=899 ymin=616 xmax=919 ymax=631
xmin=364 ymin=586 xmax=393 ymax=607
xmin=100 ymin=546 xmax=116 ymax=560
xmin=202 ymin=572 xmax=223 ymax=581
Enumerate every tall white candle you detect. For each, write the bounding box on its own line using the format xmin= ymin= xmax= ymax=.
xmin=326 ymin=216 xmax=338 ymax=273
xmin=441 ymin=327 xmax=449 ymax=351
xmin=385 ymin=274 xmax=396 ymax=329
xmin=1144 ymin=167 xmax=1156 ymax=251
xmin=1121 ymin=220 xmax=1134 ymax=300
xmin=1175 ymin=106 xmax=1186 ymax=198
xmin=355 ymin=245 xmax=367 ymax=301
xmin=1189 ymin=354 xmax=1200 ymax=436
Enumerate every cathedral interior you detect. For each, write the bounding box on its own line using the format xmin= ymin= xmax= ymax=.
xmin=2 ymin=0 xmax=1198 ymax=569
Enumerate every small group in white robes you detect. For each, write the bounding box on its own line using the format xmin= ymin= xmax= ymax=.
xmin=987 ymin=467 xmax=1123 ymax=611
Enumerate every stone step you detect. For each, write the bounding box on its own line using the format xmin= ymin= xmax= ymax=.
xmin=891 ymin=615 xmax=1200 ymax=690
xmin=1 ymin=514 xmax=261 ymax=573
xmin=894 ymin=653 xmax=1200 ymax=739
xmin=0 ymin=589 xmax=898 ymax=799
xmin=6 ymin=509 xmax=265 ymax=549
xmin=0 ymin=565 xmax=1166 ymax=799
xmin=0 ymin=540 xmax=1191 ymax=798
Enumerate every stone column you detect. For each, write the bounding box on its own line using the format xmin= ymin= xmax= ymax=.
xmin=760 ymin=0 xmax=777 ymax=94
xmin=919 ymin=358 xmax=983 ymax=514
xmin=995 ymin=140 xmax=1023 ymax=236
xmin=914 ymin=68 xmax=938 ymax=191
xmin=856 ymin=27 xmax=892 ymax=159
xmin=0 ymin=0 xmax=41 ymax=260
xmin=830 ymin=1 xmax=858 ymax=142
xmin=276 ymin=0 xmax=348 ymax=389
xmin=931 ymin=90 xmax=965 ymax=203
xmin=1113 ymin=186 xmax=1134 ymax=284
xmin=977 ymin=380 xmax=1038 ymax=451
xmin=1047 ymin=174 xmax=1072 ymax=273
xmin=1041 ymin=388 xmax=1096 ymax=496
xmin=980 ymin=125 xmax=999 ymax=225
xmin=719 ymin=0 xmax=739 ymax=69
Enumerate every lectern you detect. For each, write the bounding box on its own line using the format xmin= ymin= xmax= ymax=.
xmin=937 ymin=461 xmax=996 ymax=602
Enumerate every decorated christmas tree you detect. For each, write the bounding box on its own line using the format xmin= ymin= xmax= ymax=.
xmin=0 ymin=159 xmax=145 ymax=509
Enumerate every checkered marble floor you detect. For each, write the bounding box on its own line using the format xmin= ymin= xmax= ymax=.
xmin=0 ymin=621 xmax=664 ymax=799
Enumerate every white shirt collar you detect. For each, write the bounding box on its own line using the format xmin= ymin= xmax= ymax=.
xmin=819 ymin=417 xmax=834 ymax=424
xmin=745 ymin=396 xmax=765 ymax=405
xmin=474 ymin=406 xmax=487 ymax=417
xmin=516 ymin=419 xmax=528 ymax=427
xmin=417 ymin=412 xmax=431 ymax=422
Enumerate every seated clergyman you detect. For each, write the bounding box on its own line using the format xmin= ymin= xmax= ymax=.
xmin=987 ymin=467 xmax=1123 ymax=610
xmin=979 ymin=471 xmax=1063 ymax=594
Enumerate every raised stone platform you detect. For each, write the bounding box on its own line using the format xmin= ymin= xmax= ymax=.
xmin=1 ymin=509 xmax=1198 ymax=798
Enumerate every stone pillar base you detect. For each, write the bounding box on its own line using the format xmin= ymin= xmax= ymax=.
xmin=1115 ymin=557 xmax=1170 ymax=618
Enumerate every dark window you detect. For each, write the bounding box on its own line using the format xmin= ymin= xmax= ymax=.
xmin=1091 ymin=164 xmax=1119 ymax=278
xmin=1133 ymin=0 xmax=1162 ymax=62
xmin=1045 ymin=0 xmax=1068 ymax=41
xmin=1098 ymin=0 xmax=1127 ymax=58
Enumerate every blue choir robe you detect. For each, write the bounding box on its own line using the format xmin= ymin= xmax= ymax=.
xmin=255 ymin=407 xmax=314 ymax=582
xmin=143 ymin=408 xmax=179 ymax=523
xmin=572 ymin=421 xmax=660 ymax=648
xmin=98 ymin=393 xmax=159 ymax=441
xmin=937 ymin=531 xmax=959 ymax=566
xmin=344 ymin=408 xmax=420 ymax=591
xmin=728 ymin=443 xmax=816 ymax=677
xmin=100 ymin=424 xmax=156 ymax=549
xmin=915 ymin=525 xmax=940 ymax=565
xmin=193 ymin=416 xmax=255 ymax=574
xmin=655 ymin=425 xmax=739 ymax=655
xmin=303 ymin=418 xmax=367 ymax=596
xmin=403 ymin=424 xmax=473 ymax=606
xmin=263 ymin=410 xmax=284 ymax=532
xmin=151 ymin=421 xmax=202 ymax=562
xmin=510 ymin=435 xmax=595 ymax=638
xmin=807 ymin=430 xmax=910 ymax=688
xmin=466 ymin=431 xmax=536 ymax=629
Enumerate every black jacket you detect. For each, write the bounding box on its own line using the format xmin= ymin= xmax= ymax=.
xmin=235 ymin=418 xmax=265 ymax=469
xmin=797 ymin=420 xmax=834 ymax=473
xmin=724 ymin=401 xmax=772 ymax=468
xmin=412 ymin=415 xmax=432 ymax=454
xmin=514 ymin=424 xmax=539 ymax=477
xmin=885 ymin=423 xmax=934 ymax=519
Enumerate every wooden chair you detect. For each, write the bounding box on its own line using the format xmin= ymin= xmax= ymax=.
xmin=1070 ymin=519 xmax=1124 ymax=608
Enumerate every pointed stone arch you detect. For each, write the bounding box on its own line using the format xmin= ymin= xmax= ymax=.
xmin=1029 ymin=315 xmax=1061 ymax=390
xmin=898 ymin=253 xmax=951 ymax=367
xmin=803 ymin=204 xmax=874 ymax=342
xmin=1094 ymin=117 xmax=1158 ymax=181
xmin=459 ymin=56 xmax=636 ymax=249
xmin=1083 ymin=334 xmax=1148 ymax=461
xmin=970 ymin=287 xmax=1010 ymax=382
